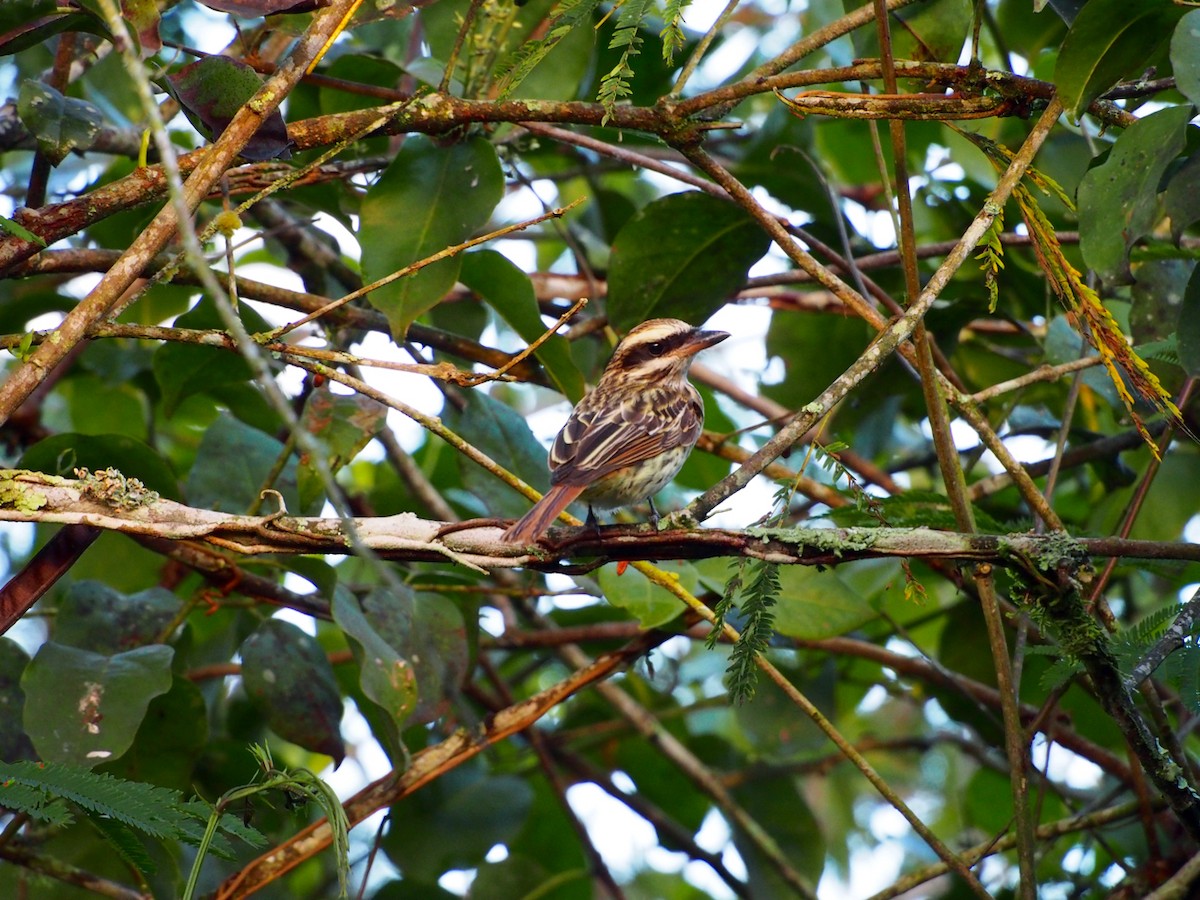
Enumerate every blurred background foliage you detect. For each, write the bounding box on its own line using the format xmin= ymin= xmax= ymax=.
xmin=2 ymin=0 xmax=1200 ymax=896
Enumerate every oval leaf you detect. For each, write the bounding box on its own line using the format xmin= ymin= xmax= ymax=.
xmin=331 ymin=587 xmax=418 ymax=737
xmin=164 ymin=56 xmax=290 ymax=161
xmin=19 ymin=433 xmax=181 ymax=500
xmin=17 ymin=80 xmax=103 ymax=165
xmin=443 ymin=389 xmax=548 ymax=518
xmin=22 ymin=643 xmax=174 ymax=768
xmin=239 ymin=619 xmax=345 ymax=764
xmin=1055 ymin=0 xmax=1183 ymax=121
xmin=597 ymin=561 xmax=698 ymax=628
xmin=1077 ymin=106 xmax=1193 ymax=282
xmin=360 ymin=137 xmax=504 ymax=338
xmin=1171 ymin=9 xmax=1200 ymax=108
xmin=770 ymin=566 xmax=876 ymax=640
xmin=54 ymin=581 xmax=181 ymax=656
xmin=1177 ymin=263 xmax=1200 ymax=376
xmin=607 ymin=192 xmax=769 ymax=331
xmin=460 ymin=250 xmax=586 ymax=402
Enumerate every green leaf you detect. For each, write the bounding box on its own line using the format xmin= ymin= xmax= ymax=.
xmin=442 ymin=389 xmax=548 ymax=518
xmin=54 ymin=581 xmax=181 ymax=656
xmin=22 ymin=643 xmax=174 ymax=768
xmin=164 ymin=56 xmax=290 ymax=160
xmin=762 ymin=309 xmax=868 ymax=411
xmin=597 ymin=561 xmax=696 ymax=628
xmin=1077 ymin=106 xmax=1193 ymax=282
xmin=239 ymin=619 xmax=345 ymax=764
xmin=770 ymin=565 xmax=876 ymax=640
xmin=331 ymin=587 xmax=419 ymax=741
xmin=360 ymin=137 xmax=504 ymax=338
xmin=184 ymin=416 xmax=299 ymax=513
xmin=1178 ymin=263 xmax=1200 ymax=376
xmin=100 ymin=677 xmax=209 ymax=791
xmin=1054 ymin=0 xmax=1183 ymax=121
xmin=1164 ymin=154 xmax=1200 ymax=244
xmin=17 ymin=80 xmax=103 ymax=165
xmin=297 ymin=386 xmax=387 ymax=512
xmin=1171 ymin=9 xmax=1200 ymax=108
xmin=460 ymin=250 xmax=586 ymax=402
xmin=19 ymin=433 xmax=181 ymax=500
xmin=732 ymin=773 xmax=824 ymax=894
xmin=0 ymin=639 xmax=35 ymax=763
xmin=0 ymin=1 xmax=107 ymax=57
xmin=607 ymin=192 xmax=769 ymax=331
xmin=152 ymin=297 xmax=266 ymax=415
xmin=382 ymin=764 xmax=533 ymax=882
xmin=0 ymin=214 xmax=46 ymax=247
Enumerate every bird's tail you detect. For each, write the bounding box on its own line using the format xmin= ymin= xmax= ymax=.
xmin=502 ymin=484 xmax=585 ymax=544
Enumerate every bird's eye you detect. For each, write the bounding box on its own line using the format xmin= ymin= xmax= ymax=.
xmin=648 ymin=341 xmax=665 ymax=356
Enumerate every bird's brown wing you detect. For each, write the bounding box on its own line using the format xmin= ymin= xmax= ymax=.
xmin=549 ymin=386 xmax=702 ymax=487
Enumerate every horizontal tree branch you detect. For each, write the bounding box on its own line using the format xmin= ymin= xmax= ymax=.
xmin=2 ymin=471 xmax=1197 ymax=571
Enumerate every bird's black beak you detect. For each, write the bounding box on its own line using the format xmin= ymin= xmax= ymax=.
xmin=685 ymin=328 xmax=730 ymax=354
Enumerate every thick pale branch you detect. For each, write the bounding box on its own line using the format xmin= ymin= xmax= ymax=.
xmin=2 ymin=472 xmax=1197 ymax=569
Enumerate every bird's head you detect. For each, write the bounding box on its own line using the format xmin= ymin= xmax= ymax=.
xmin=603 ymin=318 xmax=729 ymax=382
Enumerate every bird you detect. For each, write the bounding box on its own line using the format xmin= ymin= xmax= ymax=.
xmin=502 ymin=317 xmax=729 ymax=544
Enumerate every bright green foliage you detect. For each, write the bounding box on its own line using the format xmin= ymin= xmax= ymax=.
xmin=4 ymin=0 xmax=1200 ymax=897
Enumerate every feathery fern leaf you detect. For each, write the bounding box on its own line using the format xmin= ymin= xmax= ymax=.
xmin=496 ymin=0 xmax=603 ymax=98
xmin=598 ymin=0 xmax=656 ymax=122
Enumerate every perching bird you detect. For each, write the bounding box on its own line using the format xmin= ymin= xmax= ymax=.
xmin=502 ymin=318 xmax=729 ymax=544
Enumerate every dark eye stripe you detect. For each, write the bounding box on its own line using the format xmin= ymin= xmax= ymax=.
xmin=627 ymin=331 xmax=691 ymax=365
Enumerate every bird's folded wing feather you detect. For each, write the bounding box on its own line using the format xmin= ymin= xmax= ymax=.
xmin=550 ymin=388 xmax=701 ymax=486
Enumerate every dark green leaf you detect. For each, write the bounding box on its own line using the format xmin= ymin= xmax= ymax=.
xmin=0 ymin=639 xmax=35 ymax=763
xmin=297 ymin=386 xmax=387 ymax=512
xmin=164 ymin=56 xmax=291 ymax=160
xmin=17 ymin=80 xmax=103 ymax=165
xmin=383 ymin=764 xmax=533 ymax=882
xmin=198 ymin=0 xmax=331 ymax=15
xmin=732 ymin=773 xmax=824 ymax=893
xmin=769 ymin=565 xmax=877 ymax=639
xmin=360 ymin=137 xmax=504 ymax=338
xmin=1077 ymin=106 xmax=1193 ymax=282
xmin=1171 ymin=10 xmax=1200 ymax=108
xmin=1130 ymin=259 xmax=1194 ymax=344
xmin=54 ymin=581 xmax=181 ymax=655
xmin=442 ymin=389 xmax=548 ymax=518
xmin=1177 ymin=263 xmax=1200 ymax=376
xmin=762 ymin=309 xmax=868 ymax=411
xmin=239 ymin=619 xmax=345 ymax=764
xmin=19 ymin=433 xmax=180 ymax=500
xmin=185 ymin=416 xmax=298 ymax=513
xmin=331 ymin=587 xmax=418 ymax=739
xmin=151 ymin=297 xmax=266 ymax=415
xmin=0 ymin=1 xmax=107 ymax=56
xmin=100 ymin=677 xmax=209 ymax=791
xmin=597 ymin=560 xmax=696 ymax=627
xmin=460 ymin=250 xmax=586 ymax=402
xmin=1164 ymin=153 xmax=1200 ymax=244
xmin=607 ymin=192 xmax=770 ymax=331
xmin=22 ymin=643 xmax=174 ymax=768
xmin=1054 ymin=0 xmax=1183 ymax=121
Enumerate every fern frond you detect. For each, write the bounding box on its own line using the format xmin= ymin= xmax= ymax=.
xmin=961 ymin=127 xmax=1189 ymax=458
xmin=725 ymin=560 xmax=780 ymax=704
xmin=598 ymin=0 xmax=655 ymax=122
xmin=975 ymin=210 xmax=1005 ymax=312
xmin=0 ymin=761 xmax=190 ymax=839
xmin=495 ymin=0 xmax=603 ymax=98
xmin=660 ymin=0 xmax=690 ymax=63
xmin=708 ymin=557 xmax=744 ymax=648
